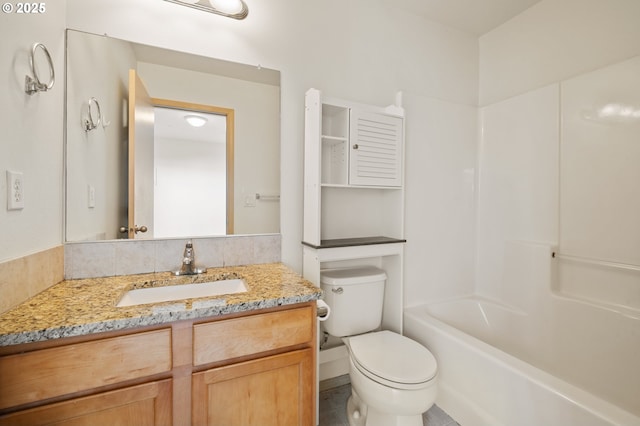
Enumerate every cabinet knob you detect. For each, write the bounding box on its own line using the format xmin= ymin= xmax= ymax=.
xmin=352 ymin=144 xmax=359 ymax=150
xmin=135 ymin=225 xmax=148 ymax=234
xmin=120 ymin=225 xmax=148 ymax=234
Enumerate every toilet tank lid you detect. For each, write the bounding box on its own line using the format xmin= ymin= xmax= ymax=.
xmin=320 ymin=266 xmax=387 ymax=286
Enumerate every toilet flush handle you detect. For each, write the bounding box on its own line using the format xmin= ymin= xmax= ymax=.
xmin=332 ymin=287 xmax=344 ymax=294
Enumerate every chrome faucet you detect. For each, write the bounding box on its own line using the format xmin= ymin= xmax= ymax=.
xmin=175 ymin=241 xmax=207 ymax=275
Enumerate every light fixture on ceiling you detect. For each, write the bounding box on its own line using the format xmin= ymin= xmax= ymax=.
xmin=164 ymin=0 xmax=248 ymax=19
xmin=185 ymin=114 xmax=208 ymax=127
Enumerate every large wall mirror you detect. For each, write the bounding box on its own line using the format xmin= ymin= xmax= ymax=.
xmin=65 ymin=29 xmax=281 ymax=242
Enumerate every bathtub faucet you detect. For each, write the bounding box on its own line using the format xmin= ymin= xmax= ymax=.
xmin=175 ymin=241 xmax=207 ymax=275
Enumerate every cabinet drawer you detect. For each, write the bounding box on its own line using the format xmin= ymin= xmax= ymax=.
xmin=0 ymin=379 xmax=172 ymax=426
xmin=0 ymin=328 xmax=172 ymax=410
xmin=193 ymin=306 xmax=313 ymax=366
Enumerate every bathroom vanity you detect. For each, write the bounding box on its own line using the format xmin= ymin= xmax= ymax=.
xmin=0 ymin=263 xmax=321 ymax=426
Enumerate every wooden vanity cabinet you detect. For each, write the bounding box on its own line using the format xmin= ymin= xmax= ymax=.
xmin=191 ymin=306 xmax=316 ymax=426
xmin=0 ymin=302 xmax=317 ymax=426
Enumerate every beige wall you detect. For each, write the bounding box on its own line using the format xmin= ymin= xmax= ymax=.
xmin=0 ymin=2 xmax=66 ymax=261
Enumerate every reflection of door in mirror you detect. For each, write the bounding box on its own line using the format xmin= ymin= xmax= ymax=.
xmin=128 ymin=69 xmax=155 ymax=239
xmin=152 ymin=99 xmax=234 ymax=238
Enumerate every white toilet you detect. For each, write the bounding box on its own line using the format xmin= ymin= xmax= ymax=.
xmin=320 ymin=266 xmax=438 ymax=426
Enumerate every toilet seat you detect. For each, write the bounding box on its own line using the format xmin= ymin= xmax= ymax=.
xmin=347 ymin=330 xmax=437 ymax=390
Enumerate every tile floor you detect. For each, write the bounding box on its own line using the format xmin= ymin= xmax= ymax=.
xmin=319 ymin=383 xmax=460 ymax=426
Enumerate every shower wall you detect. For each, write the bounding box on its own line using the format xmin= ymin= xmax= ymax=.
xmin=475 ymin=83 xmax=559 ymax=305
xmin=403 ymin=93 xmax=477 ymax=306
xmin=479 ymin=0 xmax=640 ymax=107
xmin=477 ymin=0 xmax=640 ymax=313
xmin=557 ymin=56 xmax=640 ymax=312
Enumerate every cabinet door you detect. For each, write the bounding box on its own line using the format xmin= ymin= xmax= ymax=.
xmin=0 ymin=379 xmax=172 ymax=426
xmin=349 ymin=109 xmax=403 ymax=187
xmin=192 ymin=349 xmax=314 ymax=426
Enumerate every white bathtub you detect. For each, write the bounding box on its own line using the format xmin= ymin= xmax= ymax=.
xmin=404 ymin=297 xmax=640 ymax=426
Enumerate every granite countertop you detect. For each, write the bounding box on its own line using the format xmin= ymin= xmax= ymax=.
xmin=0 ymin=263 xmax=322 ymax=347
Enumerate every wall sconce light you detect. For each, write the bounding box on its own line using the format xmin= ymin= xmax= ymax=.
xmin=164 ymin=0 xmax=248 ymax=19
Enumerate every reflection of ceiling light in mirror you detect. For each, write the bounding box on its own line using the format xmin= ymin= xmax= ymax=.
xmin=597 ymin=103 xmax=640 ymax=119
xmin=209 ymin=0 xmax=243 ymax=14
xmin=582 ymin=103 xmax=640 ymax=123
xmin=164 ymin=0 xmax=248 ymax=19
xmin=185 ymin=115 xmax=208 ymax=127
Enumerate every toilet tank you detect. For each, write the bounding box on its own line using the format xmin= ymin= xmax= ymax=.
xmin=320 ymin=266 xmax=387 ymax=337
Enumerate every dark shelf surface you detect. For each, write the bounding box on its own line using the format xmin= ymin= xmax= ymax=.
xmin=302 ymin=236 xmax=406 ymax=249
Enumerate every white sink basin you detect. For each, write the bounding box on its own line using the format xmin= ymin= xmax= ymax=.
xmin=116 ymin=279 xmax=248 ymax=307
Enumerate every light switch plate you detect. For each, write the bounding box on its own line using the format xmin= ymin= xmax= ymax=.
xmin=88 ymin=184 xmax=96 ymax=208
xmin=244 ymin=193 xmax=257 ymax=207
xmin=7 ymin=171 xmax=25 ymax=210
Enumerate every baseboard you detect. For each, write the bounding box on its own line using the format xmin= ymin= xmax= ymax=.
xmin=319 ymin=374 xmax=350 ymax=392
xmin=319 ymin=344 xmax=349 ymax=381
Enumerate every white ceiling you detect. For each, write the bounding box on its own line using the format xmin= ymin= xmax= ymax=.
xmin=392 ymin=0 xmax=542 ymax=35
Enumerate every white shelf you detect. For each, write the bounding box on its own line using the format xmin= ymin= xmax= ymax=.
xmin=322 ymin=135 xmax=347 ymax=143
xmin=321 ymin=183 xmax=403 ymax=190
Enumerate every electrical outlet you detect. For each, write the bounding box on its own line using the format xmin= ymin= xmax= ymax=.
xmin=7 ymin=171 xmax=25 ymax=210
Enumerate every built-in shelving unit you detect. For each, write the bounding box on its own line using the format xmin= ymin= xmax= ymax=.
xmin=302 ymin=89 xmax=406 ymax=383
xmin=303 ymin=88 xmax=405 ymax=248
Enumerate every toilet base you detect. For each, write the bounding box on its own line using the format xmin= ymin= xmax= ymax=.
xmin=346 ymin=392 xmax=366 ymax=426
xmin=347 ymin=388 xmax=424 ymax=426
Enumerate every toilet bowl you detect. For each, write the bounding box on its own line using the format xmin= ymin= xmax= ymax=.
xmin=344 ymin=330 xmax=438 ymax=426
xmin=320 ymin=267 xmax=438 ymax=426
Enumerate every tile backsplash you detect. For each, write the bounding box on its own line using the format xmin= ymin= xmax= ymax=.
xmin=65 ymin=234 xmax=281 ymax=280
xmin=0 ymin=235 xmax=280 ymax=314
xmin=0 ymin=246 xmax=64 ymax=314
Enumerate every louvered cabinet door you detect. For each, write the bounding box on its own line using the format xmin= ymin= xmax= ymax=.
xmin=349 ymin=109 xmax=403 ymax=187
